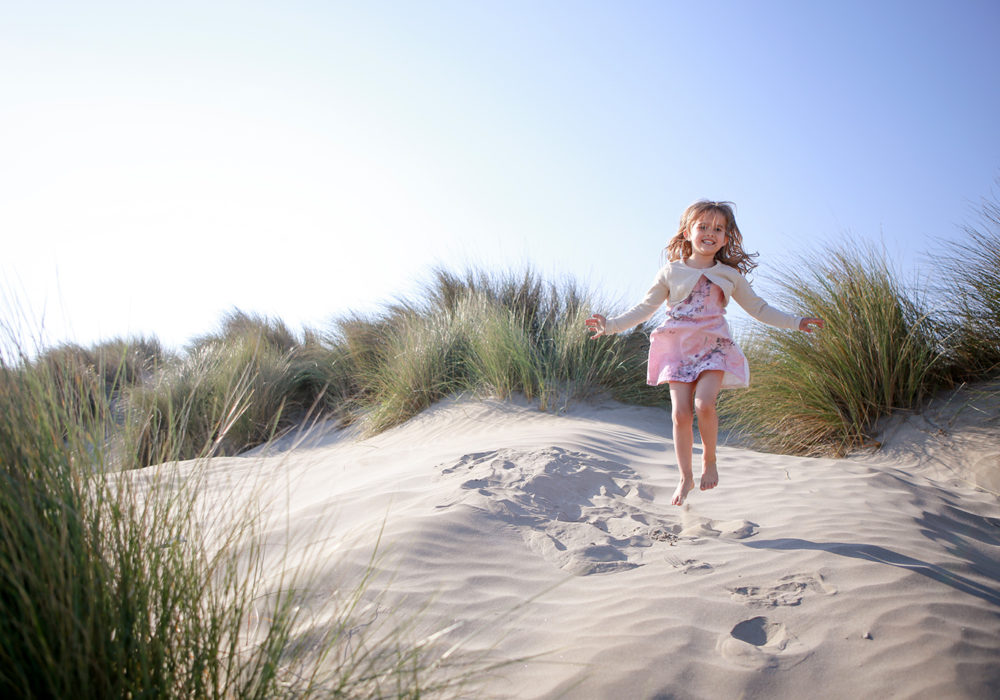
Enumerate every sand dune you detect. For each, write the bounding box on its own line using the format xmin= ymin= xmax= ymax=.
xmin=178 ymin=395 xmax=999 ymax=698
xmin=866 ymin=378 xmax=1000 ymax=495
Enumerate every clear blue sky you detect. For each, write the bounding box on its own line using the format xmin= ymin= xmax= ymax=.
xmin=3 ymin=0 xmax=998 ymax=352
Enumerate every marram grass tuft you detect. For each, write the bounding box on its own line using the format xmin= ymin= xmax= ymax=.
xmin=720 ymin=243 xmax=951 ymax=456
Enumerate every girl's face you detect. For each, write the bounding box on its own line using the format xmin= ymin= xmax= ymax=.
xmin=685 ymin=212 xmax=728 ymax=259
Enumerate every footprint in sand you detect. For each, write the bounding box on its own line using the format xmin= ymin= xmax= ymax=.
xmin=680 ymin=516 xmax=758 ymax=541
xmin=657 ymin=515 xmax=758 ymax=575
xmin=730 ymin=616 xmax=789 ymax=648
xmin=718 ymin=616 xmax=812 ymax=670
xmin=648 ymin=525 xmax=682 ymax=543
xmin=728 ymin=573 xmax=837 ymax=608
xmin=436 ymin=447 xmax=676 ymax=576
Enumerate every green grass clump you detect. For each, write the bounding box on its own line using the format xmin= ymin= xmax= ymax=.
xmin=342 ymin=267 xmax=667 ymax=433
xmin=0 ymin=338 xmax=495 ymax=698
xmin=0 ymin=350 xmax=301 ymax=698
xmin=720 ymin=243 xmax=950 ymax=456
xmin=122 ymin=311 xmax=349 ymax=464
xmin=938 ymin=199 xmax=1000 ymax=376
xmin=25 ymin=336 xmax=165 ymax=422
xmin=32 ymin=271 xmax=662 ymax=464
xmin=125 ymin=333 xmax=293 ymax=464
xmin=33 ymin=336 xmax=165 ymax=391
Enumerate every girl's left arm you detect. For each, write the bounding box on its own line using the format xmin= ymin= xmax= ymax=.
xmin=730 ymin=275 xmax=803 ymax=331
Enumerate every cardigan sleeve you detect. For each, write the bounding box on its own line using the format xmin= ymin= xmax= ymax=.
xmin=730 ymin=275 xmax=801 ymax=330
xmin=604 ymin=268 xmax=670 ymax=334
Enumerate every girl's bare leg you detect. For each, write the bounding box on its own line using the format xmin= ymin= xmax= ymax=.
xmin=668 ymin=381 xmax=696 ymax=505
xmin=693 ymin=370 xmax=725 ymax=491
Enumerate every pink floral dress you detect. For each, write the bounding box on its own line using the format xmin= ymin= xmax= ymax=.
xmin=647 ymin=275 xmax=749 ymax=388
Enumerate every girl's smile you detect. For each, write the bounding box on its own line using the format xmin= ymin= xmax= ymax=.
xmin=685 ymin=212 xmax=728 ymax=263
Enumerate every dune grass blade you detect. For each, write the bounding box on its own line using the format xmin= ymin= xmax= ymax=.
xmin=721 ymin=244 xmax=950 ymax=455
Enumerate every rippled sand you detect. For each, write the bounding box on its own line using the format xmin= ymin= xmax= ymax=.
xmin=165 ymin=395 xmax=1000 ymax=699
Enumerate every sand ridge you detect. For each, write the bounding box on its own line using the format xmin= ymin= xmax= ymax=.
xmin=166 ymin=396 xmax=1000 ymax=699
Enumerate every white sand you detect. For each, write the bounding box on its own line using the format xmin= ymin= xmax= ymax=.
xmin=171 ymin=394 xmax=1000 ymax=699
xmin=863 ymin=378 xmax=1000 ymax=495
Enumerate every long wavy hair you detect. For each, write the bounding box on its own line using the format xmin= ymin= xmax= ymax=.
xmin=665 ymin=200 xmax=758 ymax=275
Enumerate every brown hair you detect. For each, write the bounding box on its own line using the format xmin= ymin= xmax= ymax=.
xmin=665 ymin=200 xmax=758 ymax=275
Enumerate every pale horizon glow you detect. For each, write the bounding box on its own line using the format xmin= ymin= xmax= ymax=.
xmin=3 ymin=1 xmax=999 ymax=353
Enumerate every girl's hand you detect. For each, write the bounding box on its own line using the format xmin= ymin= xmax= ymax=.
xmin=799 ymin=317 xmax=824 ymax=333
xmin=586 ymin=314 xmax=608 ymax=339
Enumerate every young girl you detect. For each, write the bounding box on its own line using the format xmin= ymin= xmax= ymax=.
xmin=586 ymin=200 xmax=823 ymax=506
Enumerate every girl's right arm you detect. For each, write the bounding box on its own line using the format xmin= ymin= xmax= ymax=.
xmin=587 ymin=267 xmax=670 ymax=338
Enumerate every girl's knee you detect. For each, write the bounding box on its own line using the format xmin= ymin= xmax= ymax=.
xmin=672 ymin=405 xmax=694 ymax=425
xmin=694 ymin=397 xmax=718 ymax=418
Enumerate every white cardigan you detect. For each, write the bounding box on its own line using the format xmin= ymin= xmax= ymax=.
xmin=605 ymin=260 xmax=802 ymax=334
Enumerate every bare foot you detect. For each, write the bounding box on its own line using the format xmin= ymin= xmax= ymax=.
xmin=700 ymin=461 xmax=719 ymax=491
xmin=671 ymin=477 xmax=695 ymax=506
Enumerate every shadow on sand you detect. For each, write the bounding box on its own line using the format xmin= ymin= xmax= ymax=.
xmin=742 ymin=538 xmax=1000 ymax=608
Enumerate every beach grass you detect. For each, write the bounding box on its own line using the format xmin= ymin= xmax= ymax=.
xmin=720 ymin=242 xmax=952 ymax=456
xmin=718 ymin=199 xmax=1000 ymax=456
xmin=342 ymin=267 xmax=667 ymax=433
xmin=122 ymin=310 xmax=358 ymax=464
xmin=15 ymin=267 xmax=666 ymax=462
xmin=0 ymin=339 xmax=500 ymax=698
xmin=0 ymin=348 xmax=296 ymax=698
xmin=33 ymin=335 xmax=166 ymax=393
xmin=24 ymin=236 xmax=1000 ymax=466
xmin=937 ymin=199 xmax=1000 ymax=377
xmin=124 ymin=332 xmax=294 ymax=464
